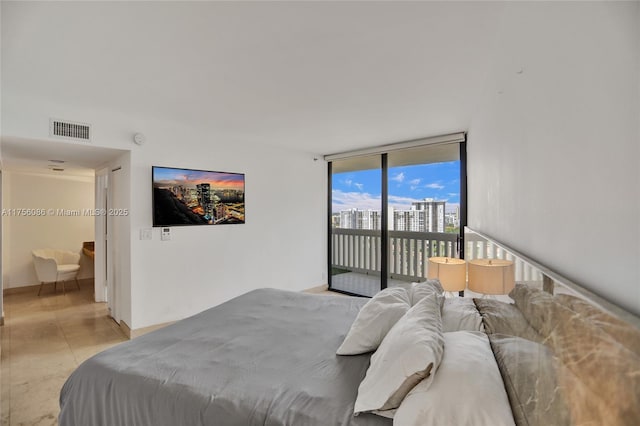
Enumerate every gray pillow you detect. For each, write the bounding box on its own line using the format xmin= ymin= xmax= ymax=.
xmin=473 ymin=298 xmax=542 ymax=343
xmin=489 ymin=335 xmax=571 ymax=426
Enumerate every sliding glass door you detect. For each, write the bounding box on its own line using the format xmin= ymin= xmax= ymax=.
xmin=329 ymin=156 xmax=382 ymax=296
xmin=387 ymin=144 xmax=462 ymax=285
xmin=328 ymin=137 xmax=466 ymax=297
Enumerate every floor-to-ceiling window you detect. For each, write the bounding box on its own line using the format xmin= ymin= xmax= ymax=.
xmin=327 ymin=134 xmax=466 ymax=297
xmin=329 ymin=155 xmax=382 ymax=296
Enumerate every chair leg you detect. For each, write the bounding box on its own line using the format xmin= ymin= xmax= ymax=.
xmin=54 ymin=281 xmax=58 ymax=292
xmin=75 ymin=278 xmax=81 ymax=290
xmin=37 ymin=282 xmax=44 ymax=296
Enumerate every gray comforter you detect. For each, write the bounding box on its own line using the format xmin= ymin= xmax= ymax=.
xmin=59 ymin=289 xmax=391 ymax=426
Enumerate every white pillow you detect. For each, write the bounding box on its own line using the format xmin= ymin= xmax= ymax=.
xmin=336 ymin=287 xmax=410 ymax=355
xmin=354 ymin=293 xmax=444 ymax=418
xmin=394 ymin=331 xmax=515 ymax=426
xmin=442 ymin=297 xmax=485 ymax=332
xmin=409 ymin=279 xmax=443 ymax=306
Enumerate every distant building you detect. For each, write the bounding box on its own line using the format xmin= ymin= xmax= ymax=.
xmin=339 ymin=208 xmax=380 ymax=230
xmin=393 ymin=198 xmax=445 ymax=232
xmin=196 ymin=183 xmax=214 ymax=219
xmin=445 ymin=207 xmax=460 ymax=228
xmin=331 ymin=213 xmax=341 ymax=228
xmin=336 ymin=198 xmax=446 ymax=232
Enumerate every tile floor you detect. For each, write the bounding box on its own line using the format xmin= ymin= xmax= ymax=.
xmin=0 ymin=284 xmax=348 ymax=426
xmin=0 ymin=281 xmax=128 ymax=426
xmin=330 ymin=272 xmax=411 ymax=297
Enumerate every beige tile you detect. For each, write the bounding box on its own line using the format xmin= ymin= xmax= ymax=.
xmin=10 ymin=371 xmax=70 ymax=413
xmin=1 ymin=281 xmax=127 ymax=426
xmin=8 ymin=355 xmax=77 ymax=386
xmin=9 ymin=409 xmax=57 ymax=426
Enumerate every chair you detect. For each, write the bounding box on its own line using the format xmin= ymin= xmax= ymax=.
xmin=32 ymin=249 xmax=81 ymax=296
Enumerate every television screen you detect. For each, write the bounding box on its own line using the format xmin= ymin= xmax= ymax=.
xmin=152 ymin=166 xmax=245 ymax=227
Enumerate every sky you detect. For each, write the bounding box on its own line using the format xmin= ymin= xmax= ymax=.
xmin=153 ymin=167 xmax=245 ymax=190
xmin=332 ymin=161 xmax=460 ymax=213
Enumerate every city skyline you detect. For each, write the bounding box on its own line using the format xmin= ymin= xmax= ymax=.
xmin=153 ymin=167 xmax=245 ymax=226
xmin=332 ymin=198 xmax=459 ymax=233
xmin=332 ymin=161 xmax=460 ymax=213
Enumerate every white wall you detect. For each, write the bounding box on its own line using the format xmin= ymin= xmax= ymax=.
xmin=468 ymin=2 xmax=640 ymax=315
xmin=1 ymin=171 xmax=95 ymax=288
xmin=128 ymin=126 xmax=326 ymax=328
xmin=5 ymin=1 xmax=637 ymax=326
xmin=2 ymin=107 xmax=327 ymax=329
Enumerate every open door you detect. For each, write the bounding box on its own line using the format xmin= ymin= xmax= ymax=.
xmin=94 ymin=168 xmax=108 ymax=303
xmin=106 ymin=166 xmax=123 ymax=322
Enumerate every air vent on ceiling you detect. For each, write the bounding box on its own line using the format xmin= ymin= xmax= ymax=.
xmin=50 ymin=119 xmax=91 ymax=141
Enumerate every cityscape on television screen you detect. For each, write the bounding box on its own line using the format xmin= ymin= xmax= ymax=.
xmin=153 ymin=167 xmax=245 ymax=226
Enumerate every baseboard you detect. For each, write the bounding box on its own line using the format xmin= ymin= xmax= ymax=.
xmin=3 ymin=283 xmax=42 ymax=295
xmin=303 ymin=283 xmax=329 ymax=293
xmin=2 ymin=278 xmax=95 ymax=296
xmin=120 ymin=320 xmax=175 ymax=340
xmin=118 ymin=320 xmax=132 ymax=339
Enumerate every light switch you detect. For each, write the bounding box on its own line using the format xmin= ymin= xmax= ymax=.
xmin=140 ymin=228 xmax=152 ymax=240
xmin=161 ymin=227 xmax=171 ymax=241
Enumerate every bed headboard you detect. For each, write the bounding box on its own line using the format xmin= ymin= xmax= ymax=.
xmin=465 ymin=227 xmax=640 ymax=426
xmin=464 ymin=227 xmax=640 ymax=329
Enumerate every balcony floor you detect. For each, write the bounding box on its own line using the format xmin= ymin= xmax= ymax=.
xmin=330 ymin=272 xmax=411 ymax=297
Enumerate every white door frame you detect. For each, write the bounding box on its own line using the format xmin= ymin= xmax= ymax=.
xmin=106 ymin=165 xmax=123 ymax=323
xmin=94 ymin=168 xmax=108 ymax=303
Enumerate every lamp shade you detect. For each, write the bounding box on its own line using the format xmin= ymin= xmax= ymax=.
xmin=467 ymin=259 xmax=515 ymax=295
xmin=427 ymin=257 xmax=466 ymax=292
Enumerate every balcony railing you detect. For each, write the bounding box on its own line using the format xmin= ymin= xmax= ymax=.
xmin=464 ymin=231 xmax=543 ymax=283
xmin=331 ymin=228 xmax=458 ymax=282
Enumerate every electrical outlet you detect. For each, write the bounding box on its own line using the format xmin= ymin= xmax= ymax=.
xmin=140 ymin=228 xmax=152 ymax=240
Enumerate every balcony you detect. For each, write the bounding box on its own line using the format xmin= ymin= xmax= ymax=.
xmin=330 ymin=228 xmax=543 ymax=296
xmin=330 ymin=228 xmax=458 ymax=296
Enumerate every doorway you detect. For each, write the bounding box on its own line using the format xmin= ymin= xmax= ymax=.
xmin=0 ymin=137 xmax=129 ymax=324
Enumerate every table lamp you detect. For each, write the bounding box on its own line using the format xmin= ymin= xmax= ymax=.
xmin=467 ymin=258 xmax=515 ymax=295
xmin=427 ymin=257 xmax=467 ymax=294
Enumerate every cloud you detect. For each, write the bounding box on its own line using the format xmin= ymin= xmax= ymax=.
xmin=332 ymin=191 xmax=463 ymax=213
xmin=408 ymin=178 xmax=422 ymax=191
xmin=425 ymin=182 xmax=445 ymax=190
xmin=448 ymin=192 xmax=459 ymax=197
xmin=341 ymin=179 xmax=364 ymax=191
xmin=388 ymin=195 xmax=423 ymax=210
xmin=331 ymin=190 xmax=382 ymax=212
xmin=332 ymin=190 xmax=424 ymax=212
xmin=390 ymin=172 xmax=405 ymax=183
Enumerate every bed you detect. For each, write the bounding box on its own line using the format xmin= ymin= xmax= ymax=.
xmin=59 ymin=289 xmax=392 ymax=426
xmin=59 ymin=232 xmax=640 ymax=426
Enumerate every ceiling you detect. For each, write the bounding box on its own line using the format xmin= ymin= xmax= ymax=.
xmin=1 ymin=1 xmax=505 ymax=155
xmin=1 ymin=137 xmax=128 ymax=177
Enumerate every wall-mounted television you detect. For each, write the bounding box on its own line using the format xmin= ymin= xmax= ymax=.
xmin=152 ymin=166 xmax=245 ymax=227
